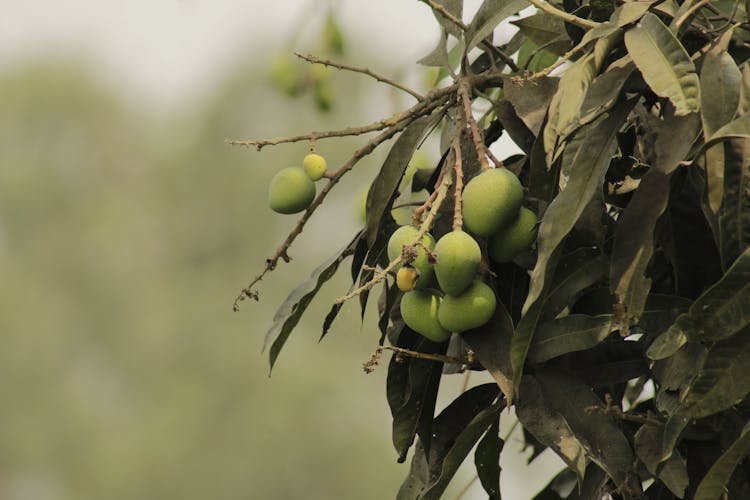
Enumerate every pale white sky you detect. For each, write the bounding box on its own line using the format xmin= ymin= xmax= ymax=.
xmin=0 ymin=1 xmax=441 ymax=107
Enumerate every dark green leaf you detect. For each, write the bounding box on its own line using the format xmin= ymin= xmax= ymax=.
xmin=694 ymin=421 xmax=750 ymax=500
xmin=680 ymin=325 xmax=750 ymax=418
xmin=624 ymin=13 xmax=700 ymax=116
xmin=387 ymin=332 xmax=445 ymax=461
xmin=465 ymin=0 xmax=531 ymax=50
xmin=365 ymin=115 xmax=437 ymax=247
xmin=719 ymin=138 xmax=750 ymax=270
xmin=665 ymin=247 xmax=750 ymax=344
xmin=515 ymin=375 xmax=587 ymax=485
xmin=544 ymin=248 xmax=608 ymax=320
xmin=474 ymin=417 xmax=502 ymax=500
xmin=397 ymin=384 xmax=502 ymax=499
xmin=659 ymin=414 xmax=689 ymax=465
xmin=264 ymin=234 xmax=359 ymax=371
xmin=568 ymin=339 xmax=649 ymax=388
xmin=528 ymin=128 xmax=559 ymax=203
xmin=528 ymin=314 xmax=614 ymax=364
xmin=611 ymin=169 xmax=672 ymax=332
xmin=700 ymin=29 xmax=741 ymax=138
xmin=634 ymin=424 xmax=689 ymax=498
xmin=511 ymin=13 xmax=570 ymax=54
xmin=514 ymin=101 xmax=633 ymax=394
xmin=493 ymin=99 xmax=535 ymax=153
xmin=462 ymin=302 xmax=515 ymax=402
xmin=504 ymin=75 xmax=558 ymax=136
xmin=579 ymin=60 xmax=635 ymax=125
xmin=652 ymin=108 xmax=700 ymax=174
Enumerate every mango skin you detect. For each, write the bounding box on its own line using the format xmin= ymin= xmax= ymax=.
xmin=438 ymin=280 xmax=497 ymax=333
xmin=489 ymin=207 xmax=537 ymax=263
xmin=462 ymin=168 xmax=524 ymax=238
xmin=303 ymin=153 xmax=327 ymax=181
xmin=433 ymin=230 xmax=481 ymax=295
xmin=387 ymin=226 xmax=436 ymax=289
xmin=268 ymin=167 xmax=316 ymax=214
xmin=401 ymin=290 xmax=451 ymax=342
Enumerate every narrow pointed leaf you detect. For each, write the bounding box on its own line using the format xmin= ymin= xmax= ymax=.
xmin=528 ymin=314 xmax=614 ymax=364
xmin=475 ymin=418 xmax=502 ymax=500
xmin=465 ymin=0 xmax=530 ymax=50
xmin=634 ymin=424 xmax=689 ymax=498
xmin=504 ymin=75 xmax=558 ymax=136
xmin=719 ymin=138 xmax=750 ymax=269
xmin=264 ymin=234 xmax=359 ymax=371
xmin=624 ymin=13 xmax=700 ymax=116
xmin=700 ymin=29 xmax=741 ymax=138
xmin=694 ymin=421 xmax=750 ymax=500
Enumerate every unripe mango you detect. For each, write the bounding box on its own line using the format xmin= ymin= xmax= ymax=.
xmin=489 ymin=207 xmax=537 ymax=263
xmin=303 ymin=153 xmax=327 ymax=181
xmin=401 ymin=290 xmax=451 ymax=342
xmin=438 ymin=280 xmax=497 ymax=333
xmin=462 ymin=168 xmax=524 ymax=237
xmin=268 ymin=167 xmax=316 ymax=214
xmin=433 ymin=230 xmax=481 ymax=295
xmin=387 ymin=226 xmax=436 ymax=289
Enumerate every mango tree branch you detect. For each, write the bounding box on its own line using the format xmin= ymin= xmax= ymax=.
xmin=295 ymin=52 xmax=424 ymax=101
xmin=527 ymin=0 xmax=598 ymax=29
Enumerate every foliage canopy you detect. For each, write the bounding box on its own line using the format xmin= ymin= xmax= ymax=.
xmin=234 ymin=1 xmax=750 ymax=498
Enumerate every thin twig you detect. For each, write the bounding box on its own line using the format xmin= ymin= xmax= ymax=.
xmin=233 ymin=100 xmax=445 ymax=310
xmin=527 ymin=0 xmax=598 ymax=29
xmin=334 ymin=169 xmax=453 ymax=305
xmin=295 ymin=53 xmax=424 ymax=100
xmin=525 ymin=36 xmax=589 ymax=82
xmin=452 ymin=138 xmax=464 ymax=231
xmin=383 ymin=345 xmax=473 ymax=365
xmin=458 ymin=79 xmax=490 ymax=170
xmin=674 ymin=0 xmax=713 ymax=30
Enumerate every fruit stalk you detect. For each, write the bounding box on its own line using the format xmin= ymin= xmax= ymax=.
xmin=458 ymin=79 xmax=490 ymax=171
xmin=452 ymin=137 xmax=464 ymax=231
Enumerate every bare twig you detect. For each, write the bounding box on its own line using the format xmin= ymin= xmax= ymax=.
xmin=524 ymin=36 xmax=589 ymax=82
xmin=384 ymin=345 xmax=473 ymax=365
xmin=452 ymin=138 xmax=464 ymax=231
xmin=458 ymin=79 xmax=490 ymax=170
xmin=295 ymin=52 xmax=424 ymax=101
xmin=527 ymin=0 xmax=598 ymax=29
xmin=585 ymin=394 xmax=663 ymax=427
xmin=674 ymin=0 xmax=714 ymax=30
xmin=232 ymin=100 xmax=445 ymax=310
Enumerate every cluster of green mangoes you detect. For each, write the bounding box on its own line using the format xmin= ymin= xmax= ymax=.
xmin=268 ymin=153 xmax=328 ymax=214
xmin=391 ymin=167 xmax=537 ymax=342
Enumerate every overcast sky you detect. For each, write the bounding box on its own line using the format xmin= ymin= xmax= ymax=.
xmin=0 ymin=1 xmax=444 ymax=106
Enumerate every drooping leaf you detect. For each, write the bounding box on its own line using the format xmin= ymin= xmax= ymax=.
xmin=365 ymin=114 xmax=439 ymax=247
xmin=544 ymin=248 xmax=608 ymax=320
xmin=397 ymin=384 xmax=503 ymax=499
xmin=429 ymin=0 xmax=464 ymax=37
xmin=693 ymin=421 xmax=750 ymax=500
xmin=462 ymin=303 xmax=515 ymax=402
xmin=474 ymin=417 xmax=502 ymax=500
xmin=515 ymin=375 xmax=587 ymax=485
xmin=493 ymin=99 xmax=535 ymax=153
xmin=624 ymin=13 xmax=700 ymax=116
xmin=611 ymin=169 xmax=671 ymax=331
xmin=504 ymin=75 xmax=558 ymax=136
xmin=418 ymin=31 xmax=449 ymax=68
xmin=465 ymin=0 xmax=531 ymax=51
xmin=679 ymin=325 xmax=750 ymax=418
xmin=514 ymin=102 xmax=633 ymax=394
xmin=528 ymin=314 xmax=614 ymax=364
xmin=566 ymin=338 xmax=649 ymax=388
xmin=387 ymin=331 xmax=445 ymax=461
xmin=652 ymin=108 xmax=700 ymax=174
xmin=719 ymin=138 xmax=750 ymax=270
xmin=579 ymin=59 xmax=635 ymax=125
xmin=634 ymin=424 xmax=689 ymax=498
xmin=264 ymin=233 xmax=360 ymax=371
xmin=511 ymin=13 xmax=570 ymax=55
xmin=528 ymin=128 xmax=559 ymax=202
xmin=700 ymin=29 xmax=741 ymax=138
xmin=664 ymin=247 xmax=750 ymax=344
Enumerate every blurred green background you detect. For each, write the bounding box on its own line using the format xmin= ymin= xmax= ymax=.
xmin=0 ymin=3 xmax=563 ymax=499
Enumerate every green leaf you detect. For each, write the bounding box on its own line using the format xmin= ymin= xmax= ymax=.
xmin=511 ymin=13 xmax=570 ymax=54
xmin=634 ymin=424 xmax=689 ymax=498
xmin=387 ymin=331 xmax=445 ymax=461
xmin=528 ymin=315 xmax=614 ymax=364
xmin=579 ymin=60 xmax=635 ymax=125
xmin=666 ymin=247 xmax=750 ymax=344
xmin=515 ymin=375 xmax=587 ymax=485
xmin=611 ymin=169 xmax=672 ymax=331
xmin=514 ymin=102 xmax=633 ymax=394
xmin=704 ymin=113 xmax=750 ymax=150
xmin=365 ymin=115 xmax=437 ymax=247
xmin=462 ymin=303 xmax=515 ymax=402
xmin=418 ymin=31 xmax=449 ymax=68
xmin=504 ymin=75 xmax=558 ymax=136
xmin=624 ymin=13 xmax=700 ymax=116
xmin=613 ymin=0 xmax=657 ymax=27
xmin=679 ymin=325 xmax=750 ymax=418
xmin=694 ymin=421 xmax=750 ymax=500
xmin=397 ymin=384 xmax=503 ymax=500
xmin=465 ymin=0 xmax=530 ymax=50
xmin=719 ymin=138 xmax=750 ymax=270
xmin=660 ymin=414 xmax=689 ymax=464
xmin=429 ymin=0 xmax=464 ymax=37
xmin=264 ymin=234 xmax=359 ymax=371
xmin=493 ymin=99 xmax=535 ymax=153
xmin=544 ymin=248 xmax=608 ymax=320
xmin=700 ymin=29 xmax=741 ymax=138
xmin=474 ymin=417 xmax=502 ymax=500
xmin=528 ymin=128 xmax=559 ymax=203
